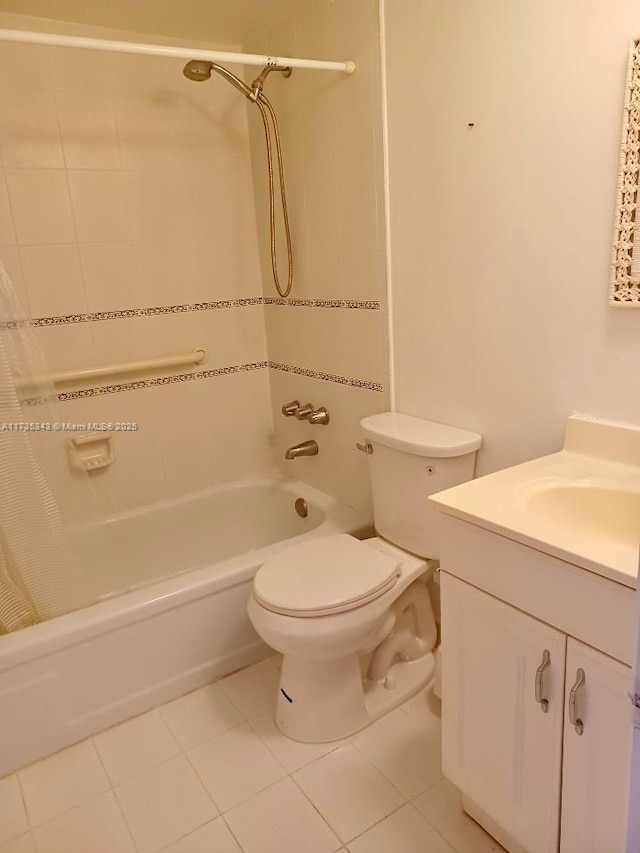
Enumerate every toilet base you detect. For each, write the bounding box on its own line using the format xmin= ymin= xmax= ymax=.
xmin=275 ymin=650 xmax=436 ymax=743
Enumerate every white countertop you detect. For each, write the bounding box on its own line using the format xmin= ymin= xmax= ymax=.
xmin=430 ymin=442 xmax=640 ymax=589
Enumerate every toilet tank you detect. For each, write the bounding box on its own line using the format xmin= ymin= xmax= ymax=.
xmin=360 ymin=413 xmax=482 ymax=559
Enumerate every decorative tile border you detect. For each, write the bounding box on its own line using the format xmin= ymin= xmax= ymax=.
xmin=30 ymin=298 xmax=263 ymax=328
xmin=1 ymin=297 xmax=381 ymax=330
xmin=264 ymin=298 xmax=381 ymax=310
xmin=50 ymin=361 xmax=268 ymax=402
xmin=269 ymin=361 xmax=383 ymax=392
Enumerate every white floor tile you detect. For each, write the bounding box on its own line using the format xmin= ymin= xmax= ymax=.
xmin=8 ymin=661 xmax=470 ymax=853
xmin=350 ymin=706 xmax=442 ymax=797
xmin=94 ymin=710 xmax=181 ymax=784
xmin=225 ymin=778 xmax=341 ymax=853
xmin=217 ymin=659 xmax=280 ymax=719
xmin=159 ymin=683 xmax=243 ymax=750
xmin=18 ymin=740 xmax=110 ymax=826
xmin=159 ymin=817 xmax=242 ymax=853
xmin=115 ymin=755 xmax=217 ymax=853
xmin=0 ymin=834 xmax=36 ymax=853
xmin=0 ymin=775 xmax=28 ymax=844
xmin=249 ymin=713 xmax=346 ymax=772
xmin=412 ymin=779 xmax=507 ymax=852
xmin=32 ymin=792 xmax=135 ymax=853
xmin=400 ymin=686 xmax=442 ymax=723
xmin=293 ymin=744 xmax=404 ymax=842
xmin=187 ymin=722 xmax=286 ymax=812
xmin=346 ymin=804 xmax=455 ymax=853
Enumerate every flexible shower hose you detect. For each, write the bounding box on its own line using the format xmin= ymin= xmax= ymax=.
xmin=255 ymin=94 xmax=293 ymax=299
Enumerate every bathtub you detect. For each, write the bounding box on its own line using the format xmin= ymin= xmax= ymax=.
xmin=0 ymin=476 xmax=370 ymax=777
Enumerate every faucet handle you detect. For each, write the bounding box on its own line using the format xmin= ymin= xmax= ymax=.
xmin=295 ymin=403 xmax=314 ymax=420
xmin=307 ymin=407 xmax=330 ymax=425
xmin=281 ymin=400 xmax=301 ymax=417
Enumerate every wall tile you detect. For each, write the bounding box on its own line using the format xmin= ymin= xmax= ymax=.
xmin=67 ymin=170 xmax=131 ymax=243
xmin=88 ymin=309 xmax=250 ymax=369
xmin=0 ymin=89 xmax=64 ymax=168
xmin=339 ymin=219 xmax=385 ymax=303
xmin=79 ymin=242 xmax=141 ymax=312
xmin=255 ymin=0 xmax=390 ymax=506
xmin=0 ymin=14 xmax=308 ymax=522
xmin=113 ymin=96 xmax=174 ymax=172
xmin=0 ymin=245 xmax=29 ymax=314
xmin=47 ymin=45 xmax=115 ymax=96
xmin=5 ymin=169 xmax=76 ymax=245
xmin=0 ymin=42 xmax=55 ymax=91
xmin=0 ymin=170 xmax=17 ymax=246
xmin=32 ymin=323 xmax=96 ymax=372
xmin=160 ymin=420 xmax=275 ymax=498
xmin=113 ymin=440 xmax=168 ymax=513
xmin=56 ymin=91 xmax=121 ymax=170
xmin=20 ymin=244 xmax=87 ymax=317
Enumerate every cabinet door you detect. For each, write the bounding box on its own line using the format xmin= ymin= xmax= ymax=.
xmin=441 ymin=572 xmax=566 ymax=853
xmin=560 ymin=638 xmax=632 ymax=853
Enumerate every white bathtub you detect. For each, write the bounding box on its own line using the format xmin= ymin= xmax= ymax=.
xmin=0 ymin=476 xmax=370 ymax=777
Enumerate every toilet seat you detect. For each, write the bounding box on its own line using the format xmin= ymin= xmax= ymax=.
xmin=254 ymin=534 xmax=401 ymax=617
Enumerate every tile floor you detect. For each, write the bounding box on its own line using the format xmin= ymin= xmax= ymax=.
xmin=0 ymin=656 xmax=506 ymax=853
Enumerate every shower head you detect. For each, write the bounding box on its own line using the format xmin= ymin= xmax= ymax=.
xmin=183 ymin=59 xmax=213 ymax=82
xmin=182 ymin=59 xmax=253 ymax=98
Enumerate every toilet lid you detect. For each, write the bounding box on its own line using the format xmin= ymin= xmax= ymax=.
xmin=253 ymin=534 xmax=400 ymax=617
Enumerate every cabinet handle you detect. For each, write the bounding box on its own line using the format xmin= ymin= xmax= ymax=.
xmin=569 ymin=668 xmax=585 ymax=735
xmin=535 ymin=649 xmax=551 ymax=712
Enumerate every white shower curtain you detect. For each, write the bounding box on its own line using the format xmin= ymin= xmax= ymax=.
xmin=0 ymin=262 xmax=93 ymax=633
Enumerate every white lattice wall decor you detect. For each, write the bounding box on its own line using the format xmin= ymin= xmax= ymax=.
xmin=611 ymin=37 xmax=640 ymax=305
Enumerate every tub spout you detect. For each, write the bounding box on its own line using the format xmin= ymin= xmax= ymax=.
xmin=285 ymin=440 xmax=318 ymax=460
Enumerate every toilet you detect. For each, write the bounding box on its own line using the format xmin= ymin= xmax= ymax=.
xmin=248 ymin=412 xmax=482 ymax=742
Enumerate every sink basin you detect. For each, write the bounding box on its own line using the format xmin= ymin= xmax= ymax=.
xmin=428 ymin=415 xmax=640 ymax=586
xmin=526 ymin=485 xmax=640 ymax=547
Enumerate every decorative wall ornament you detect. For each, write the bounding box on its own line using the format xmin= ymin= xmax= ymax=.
xmin=611 ymin=37 xmax=640 ymax=305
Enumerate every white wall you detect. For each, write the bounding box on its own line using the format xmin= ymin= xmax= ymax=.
xmin=384 ymin=0 xmax=640 ymax=475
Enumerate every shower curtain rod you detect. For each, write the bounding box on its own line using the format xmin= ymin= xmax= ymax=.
xmin=0 ymin=28 xmax=356 ymax=74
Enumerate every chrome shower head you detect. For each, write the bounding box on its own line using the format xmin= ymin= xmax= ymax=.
xmin=183 ymin=59 xmax=253 ymax=98
xmin=182 ymin=60 xmax=213 ymax=82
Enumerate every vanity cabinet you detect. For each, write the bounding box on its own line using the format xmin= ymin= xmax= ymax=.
xmin=559 ymin=639 xmax=631 ymax=853
xmin=441 ymin=570 xmax=632 ymax=853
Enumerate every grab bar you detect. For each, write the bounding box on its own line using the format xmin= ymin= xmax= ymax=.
xmin=17 ymin=347 xmax=207 ymax=391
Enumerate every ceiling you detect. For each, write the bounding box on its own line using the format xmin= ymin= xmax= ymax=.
xmin=0 ymin=0 xmax=320 ymax=47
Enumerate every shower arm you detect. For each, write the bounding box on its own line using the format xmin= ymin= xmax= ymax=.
xmin=248 ymin=65 xmax=292 ymax=102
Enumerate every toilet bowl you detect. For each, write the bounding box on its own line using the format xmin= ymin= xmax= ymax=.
xmin=249 ymin=413 xmax=482 ymax=742
xmin=248 ymin=535 xmax=437 ymax=742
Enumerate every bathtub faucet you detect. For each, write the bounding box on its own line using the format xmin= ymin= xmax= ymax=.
xmin=285 ymin=440 xmax=319 ymax=460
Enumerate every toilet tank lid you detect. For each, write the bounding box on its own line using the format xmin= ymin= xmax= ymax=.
xmin=360 ymin=413 xmax=482 ymax=458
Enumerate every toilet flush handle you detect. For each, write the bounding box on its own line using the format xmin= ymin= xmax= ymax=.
xmin=356 ymin=440 xmax=373 ymax=454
